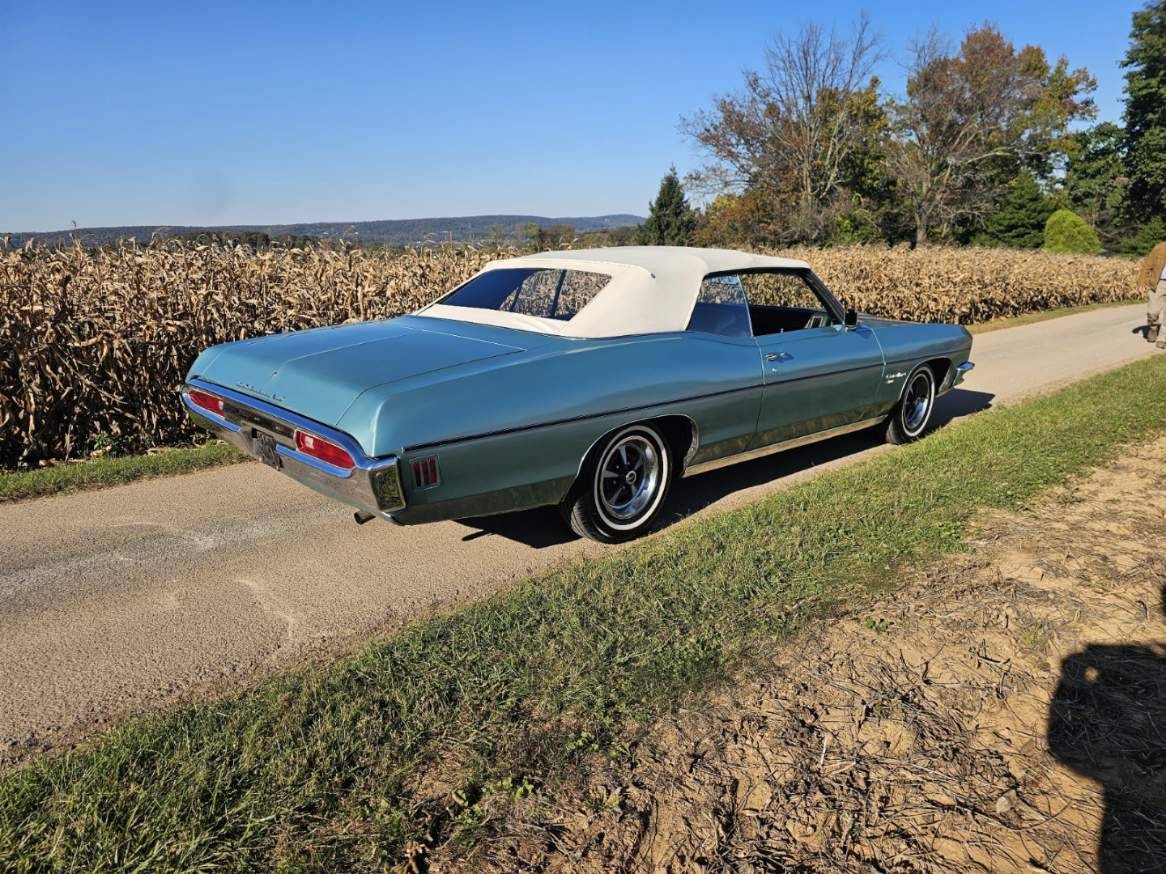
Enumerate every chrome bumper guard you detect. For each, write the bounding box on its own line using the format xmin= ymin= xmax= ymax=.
xmin=181 ymin=378 xmax=405 ymax=518
xmin=953 ymin=360 xmax=974 ymax=386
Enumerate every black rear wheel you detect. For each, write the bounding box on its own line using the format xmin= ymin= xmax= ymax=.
xmin=565 ymin=423 xmax=672 ymax=543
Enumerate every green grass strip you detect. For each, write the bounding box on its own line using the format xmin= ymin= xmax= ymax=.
xmin=3 ymin=355 xmax=1166 ymax=871
xmin=0 ymin=442 xmax=244 ymax=502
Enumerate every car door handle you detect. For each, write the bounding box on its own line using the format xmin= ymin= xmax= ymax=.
xmin=766 ymin=352 xmax=792 ymax=362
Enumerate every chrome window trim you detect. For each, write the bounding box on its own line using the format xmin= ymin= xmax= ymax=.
xmin=686 ymin=273 xmax=756 ymax=339
xmin=702 ymin=267 xmax=847 ymax=328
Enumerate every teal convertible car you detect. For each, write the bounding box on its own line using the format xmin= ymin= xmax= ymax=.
xmin=183 ymin=247 xmax=973 ymax=542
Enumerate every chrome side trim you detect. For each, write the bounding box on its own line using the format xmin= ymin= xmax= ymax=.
xmin=181 ymin=378 xmax=406 ymax=516
xmin=682 ymin=416 xmax=887 ymax=477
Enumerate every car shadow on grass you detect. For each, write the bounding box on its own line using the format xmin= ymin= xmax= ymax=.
xmin=457 ymin=387 xmax=996 ymax=548
xmin=1047 ymin=583 xmax=1166 ymax=873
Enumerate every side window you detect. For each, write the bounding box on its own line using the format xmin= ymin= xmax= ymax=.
xmin=554 ymin=270 xmax=609 ymax=319
xmin=686 ymin=274 xmax=752 ymax=338
xmin=739 ymin=271 xmax=837 ymax=336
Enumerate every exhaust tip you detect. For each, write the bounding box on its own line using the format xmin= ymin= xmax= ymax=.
xmin=353 ymin=511 xmax=376 ymax=525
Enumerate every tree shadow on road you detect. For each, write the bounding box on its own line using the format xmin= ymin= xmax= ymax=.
xmin=456 ymin=388 xmax=995 ymax=548
xmin=1048 ymin=583 xmax=1166 ymax=873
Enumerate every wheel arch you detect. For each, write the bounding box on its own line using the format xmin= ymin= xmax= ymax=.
xmin=566 ymin=413 xmax=696 ymax=502
xmin=923 ymin=357 xmax=952 ymax=390
xmin=895 ymin=358 xmax=946 ymax=404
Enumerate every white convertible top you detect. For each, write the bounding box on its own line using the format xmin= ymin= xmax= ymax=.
xmin=417 ymin=246 xmax=810 ymax=338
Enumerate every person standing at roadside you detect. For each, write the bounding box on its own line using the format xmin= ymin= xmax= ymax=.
xmin=1142 ymin=240 xmax=1166 ymax=349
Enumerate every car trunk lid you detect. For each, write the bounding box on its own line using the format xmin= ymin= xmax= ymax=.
xmin=191 ymin=317 xmax=526 ymax=425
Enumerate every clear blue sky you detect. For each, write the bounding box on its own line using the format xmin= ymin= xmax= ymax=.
xmin=0 ymin=0 xmax=1145 ymax=231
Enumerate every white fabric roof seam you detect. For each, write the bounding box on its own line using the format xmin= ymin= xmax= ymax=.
xmin=414 ymin=246 xmax=810 ymax=339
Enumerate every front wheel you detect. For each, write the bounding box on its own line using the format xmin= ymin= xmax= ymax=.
xmin=565 ymin=423 xmax=672 ymax=543
xmin=885 ymin=365 xmax=936 ymax=445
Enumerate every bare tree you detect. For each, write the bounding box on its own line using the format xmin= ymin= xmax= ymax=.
xmin=888 ymin=26 xmax=1096 ymax=245
xmin=683 ymin=15 xmax=884 ymax=242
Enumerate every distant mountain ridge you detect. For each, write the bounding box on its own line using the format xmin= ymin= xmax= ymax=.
xmin=4 ymin=214 xmax=644 ymax=247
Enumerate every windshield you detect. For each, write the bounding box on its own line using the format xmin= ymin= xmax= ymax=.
xmin=438 ymin=267 xmax=610 ymax=321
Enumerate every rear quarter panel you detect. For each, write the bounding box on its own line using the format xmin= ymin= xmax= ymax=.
xmin=342 ymin=331 xmax=764 ymax=523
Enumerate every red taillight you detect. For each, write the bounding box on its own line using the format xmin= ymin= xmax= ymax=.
xmin=188 ymin=389 xmax=224 ymax=417
xmin=294 ymin=429 xmax=355 ymax=470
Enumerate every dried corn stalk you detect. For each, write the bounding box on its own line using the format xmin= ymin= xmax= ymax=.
xmin=0 ymin=240 xmax=1139 ymax=467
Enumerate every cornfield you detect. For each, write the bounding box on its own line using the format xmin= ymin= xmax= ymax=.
xmin=0 ymin=241 xmax=1140 ymax=468
xmin=782 ymin=245 xmax=1140 ymax=324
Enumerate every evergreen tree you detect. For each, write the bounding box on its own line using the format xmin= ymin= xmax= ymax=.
xmin=975 ymin=174 xmax=1054 ymax=249
xmin=1044 ymin=209 xmax=1102 ymax=254
xmin=1063 ymin=122 xmax=1129 ymax=238
xmin=1122 ymin=1 xmax=1166 ymax=221
xmin=1120 ymin=215 xmax=1166 ymax=256
xmin=639 ymin=167 xmax=696 ymax=245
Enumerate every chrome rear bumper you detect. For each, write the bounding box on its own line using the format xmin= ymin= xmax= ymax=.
xmin=181 ymin=378 xmax=406 ymax=519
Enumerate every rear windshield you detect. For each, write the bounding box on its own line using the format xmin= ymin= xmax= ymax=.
xmin=439 ymin=268 xmax=609 ymax=321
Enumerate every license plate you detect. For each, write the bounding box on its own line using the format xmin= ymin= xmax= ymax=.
xmin=253 ymin=432 xmax=282 ymax=469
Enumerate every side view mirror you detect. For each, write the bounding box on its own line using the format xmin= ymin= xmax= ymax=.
xmin=844 ymin=308 xmax=859 ymax=328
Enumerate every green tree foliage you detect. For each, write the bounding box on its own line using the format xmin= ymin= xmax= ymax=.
xmin=639 ymin=167 xmax=696 ymax=246
xmin=692 ymin=192 xmax=778 ymax=247
xmin=889 ymin=26 xmax=1095 ymax=245
xmin=572 ymin=225 xmax=640 ymax=248
xmin=176 ymin=230 xmax=317 ymax=249
xmin=1122 ymin=1 xmax=1166 ymax=221
xmin=1120 ymin=215 xmax=1166 ymax=257
xmin=1062 ymin=122 xmax=1129 ymax=240
xmin=669 ymin=12 xmax=1166 ymax=253
xmin=1044 ymin=209 xmax=1102 ymax=254
xmin=683 ymin=20 xmax=1094 ymax=248
xmin=976 ymin=174 xmax=1055 ymax=248
xmin=829 ymin=201 xmax=884 ymax=245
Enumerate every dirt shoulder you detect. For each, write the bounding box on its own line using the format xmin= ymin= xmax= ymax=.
xmin=470 ymin=437 xmax=1166 ymax=872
